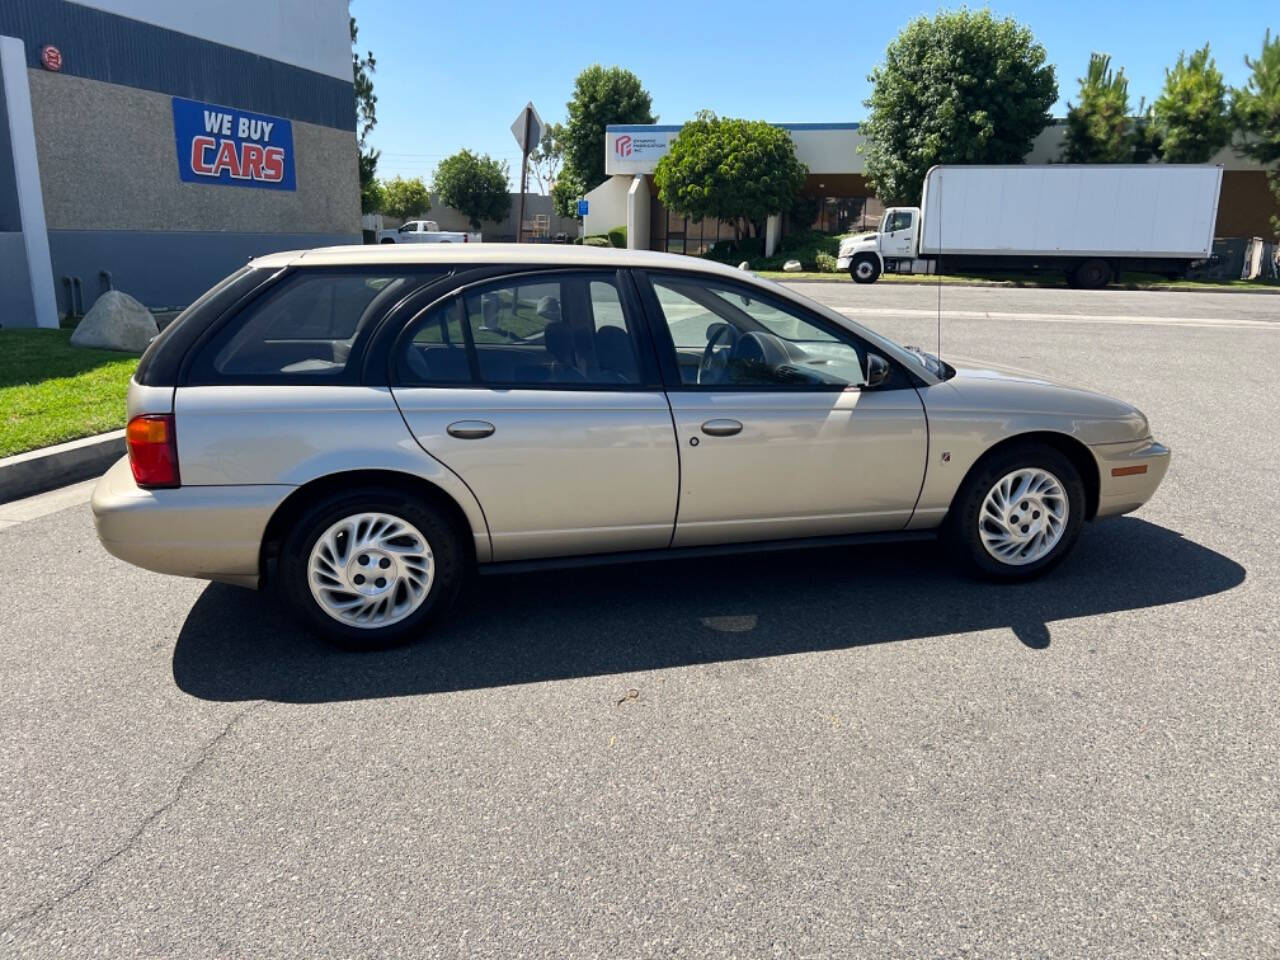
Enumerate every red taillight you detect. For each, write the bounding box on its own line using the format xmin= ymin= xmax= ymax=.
xmin=126 ymin=414 xmax=180 ymax=488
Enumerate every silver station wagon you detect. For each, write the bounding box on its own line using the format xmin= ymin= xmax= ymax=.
xmin=92 ymin=245 xmax=1170 ymax=647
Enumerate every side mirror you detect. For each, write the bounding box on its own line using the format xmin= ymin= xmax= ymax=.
xmin=864 ymin=352 xmax=890 ymax=388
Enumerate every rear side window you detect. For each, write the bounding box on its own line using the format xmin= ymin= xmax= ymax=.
xmin=397 ymin=272 xmax=645 ymax=387
xmin=188 ymin=269 xmax=444 ymax=382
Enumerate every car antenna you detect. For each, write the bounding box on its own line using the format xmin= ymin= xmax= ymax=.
xmin=934 ymin=167 xmax=943 ymax=364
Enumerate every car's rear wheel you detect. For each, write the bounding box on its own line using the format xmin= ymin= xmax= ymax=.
xmin=850 ymin=254 xmax=881 ymax=284
xmin=279 ymin=488 xmax=463 ymax=648
xmin=947 ymin=444 xmax=1085 ymax=580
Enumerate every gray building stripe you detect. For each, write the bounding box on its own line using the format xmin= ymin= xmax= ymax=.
xmin=0 ymin=0 xmax=355 ymax=131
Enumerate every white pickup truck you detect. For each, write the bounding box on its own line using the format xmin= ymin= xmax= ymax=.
xmin=377 ymin=220 xmax=479 ymax=244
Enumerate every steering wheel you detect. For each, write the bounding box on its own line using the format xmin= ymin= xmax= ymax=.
xmin=698 ymin=323 xmax=738 ymax=385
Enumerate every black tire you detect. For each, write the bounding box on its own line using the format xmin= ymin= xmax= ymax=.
xmin=380 ymin=237 xmax=396 ymax=244
xmin=946 ymin=443 xmax=1086 ymax=581
xmin=850 ymin=254 xmax=881 ymax=284
xmin=1072 ymin=259 xmax=1113 ymax=289
xmin=278 ymin=487 xmax=465 ymax=649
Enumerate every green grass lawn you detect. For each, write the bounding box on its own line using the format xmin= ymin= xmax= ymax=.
xmin=0 ymin=329 xmax=139 ymax=458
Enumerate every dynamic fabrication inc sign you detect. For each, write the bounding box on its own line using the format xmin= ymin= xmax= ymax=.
xmin=172 ymin=97 xmax=296 ymax=191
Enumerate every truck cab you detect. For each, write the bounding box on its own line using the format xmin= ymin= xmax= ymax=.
xmin=837 ymin=207 xmax=925 ymax=283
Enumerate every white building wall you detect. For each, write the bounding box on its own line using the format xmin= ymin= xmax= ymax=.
xmin=1 ymin=36 xmax=57 ymax=328
xmin=583 ymin=176 xmax=631 ymax=237
xmin=788 ymin=127 xmax=864 ymax=174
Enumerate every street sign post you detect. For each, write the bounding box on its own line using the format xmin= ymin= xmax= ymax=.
xmin=511 ymin=102 xmax=543 ymax=243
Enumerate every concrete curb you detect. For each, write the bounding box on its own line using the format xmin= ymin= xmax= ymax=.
xmin=0 ymin=430 xmax=124 ymax=505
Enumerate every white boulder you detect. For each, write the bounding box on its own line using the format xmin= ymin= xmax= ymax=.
xmin=782 ymin=259 xmax=803 ymax=273
xmin=70 ymin=291 xmax=158 ymax=353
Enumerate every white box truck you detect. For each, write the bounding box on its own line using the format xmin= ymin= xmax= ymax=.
xmin=837 ymin=165 xmax=1223 ymax=288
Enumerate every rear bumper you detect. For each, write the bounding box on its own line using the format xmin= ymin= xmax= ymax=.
xmin=1091 ymin=439 xmax=1171 ymax=519
xmin=91 ymin=456 xmax=290 ymax=588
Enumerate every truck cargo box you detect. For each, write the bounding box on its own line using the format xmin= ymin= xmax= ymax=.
xmin=919 ymin=165 xmax=1222 ymax=259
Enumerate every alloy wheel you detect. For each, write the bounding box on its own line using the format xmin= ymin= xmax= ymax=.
xmin=307 ymin=512 xmax=435 ymax=628
xmin=978 ymin=468 xmax=1069 ymax=566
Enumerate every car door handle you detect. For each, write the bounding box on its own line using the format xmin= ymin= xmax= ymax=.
xmin=446 ymin=420 xmax=495 ymax=440
xmin=700 ymin=419 xmax=743 ymax=437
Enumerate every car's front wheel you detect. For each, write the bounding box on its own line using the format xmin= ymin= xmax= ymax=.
xmin=279 ymin=488 xmax=463 ymax=647
xmin=947 ymin=444 xmax=1086 ymax=580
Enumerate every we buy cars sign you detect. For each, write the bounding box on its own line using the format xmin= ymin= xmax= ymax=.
xmin=172 ymin=97 xmax=296 ymax=191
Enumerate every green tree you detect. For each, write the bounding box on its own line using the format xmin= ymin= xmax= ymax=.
xmin=1062 ymin=53 xmax=1136 ymax=163
xmin=1130 ymin=99 xmax=1163 ymax=164
xmin=529 ymin=121 xmax=565 ymax=195
xmin=359 ymin=152 xmax=385 ymax=215
xmin=564 ymin=65 xmax=656 ymax=192
xmin=434 ymin=150 xmax=512 ymax=229
xmin=1153 ymin=45 xmax=1232 ymax=162
xmin=1233 ymin=29 xmax=1280 ymax=235
xmin=861 ymin=9 xmax=1056 ymax=206
xmin=551 ymin=166 xmax=585 ymax=221
xmin=351 ymin=16 xmax=381 ymax=214
xmin=382 ymin=176 xmax=431 ymax=221
xmin=654 ymin=112 xmax=807 ymax=241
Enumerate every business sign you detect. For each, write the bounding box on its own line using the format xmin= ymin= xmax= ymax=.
xmin=40 ymin=45 xmax=62 ymax=71
xmin=172 ymin=97 xmax=295 ymax=191
xmin=604 ymin=127 xmax=676 ymax=176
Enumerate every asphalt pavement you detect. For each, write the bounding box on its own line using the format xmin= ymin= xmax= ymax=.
xmin=1 ymin=283 xmax=1277 ymax=958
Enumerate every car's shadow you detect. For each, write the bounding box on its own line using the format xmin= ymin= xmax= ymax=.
xmin=173 ymin=518 xmax=1245 ymax=703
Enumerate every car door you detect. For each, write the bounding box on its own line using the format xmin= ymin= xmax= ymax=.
xmin=635 ymin=270 xmax=927 ymax=548
xmin=390 ymin=269 xmax=679 ymax=562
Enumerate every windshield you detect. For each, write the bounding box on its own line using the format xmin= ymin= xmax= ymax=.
xmin=740 ymin=273 xmax=950 ymax=383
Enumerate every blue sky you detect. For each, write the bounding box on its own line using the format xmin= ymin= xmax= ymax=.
xmin=353 ymin=0 xmax=1274 ymax=189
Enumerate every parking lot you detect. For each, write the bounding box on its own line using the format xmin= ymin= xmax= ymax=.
xmin=2 ymin=281 xmax=1277 ymax=957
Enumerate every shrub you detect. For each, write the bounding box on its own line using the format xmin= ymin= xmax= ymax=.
xmin=583 ymin=235 xmax=611 ymax=247
xmin=607 ymin=225 xmax=627 ymax=248
xmin=815 ymin=251 xmax=838 ymax=273
xmin=703 ymin=229 xmax=841 ymax=272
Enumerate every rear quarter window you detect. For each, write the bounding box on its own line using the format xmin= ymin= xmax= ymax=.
xmin=134 ymin=266 xmax=266 ymax=387
xmin=185 ymin=268 xmax=447 ymax=384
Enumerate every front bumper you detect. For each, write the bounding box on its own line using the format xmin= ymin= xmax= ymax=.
xmin=837 ymin=255 xmax=852 ymax=270
xmin=91 ymin=456 xmax=290 ymax=588
xmin=1091 ymin=439 xmax=1171 ymax=519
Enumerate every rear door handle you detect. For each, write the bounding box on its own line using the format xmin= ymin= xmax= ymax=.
xmin=700 ymin=419 xmax=743 ymax=437
xmin=447 ymin=420 xmax=495 ymax=440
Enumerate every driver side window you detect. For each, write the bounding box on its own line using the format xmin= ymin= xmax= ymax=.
xmin=885 ymin=211 xmax=913 ymax=233
xmin=647 ymin=275 xmax=865 ymax=389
